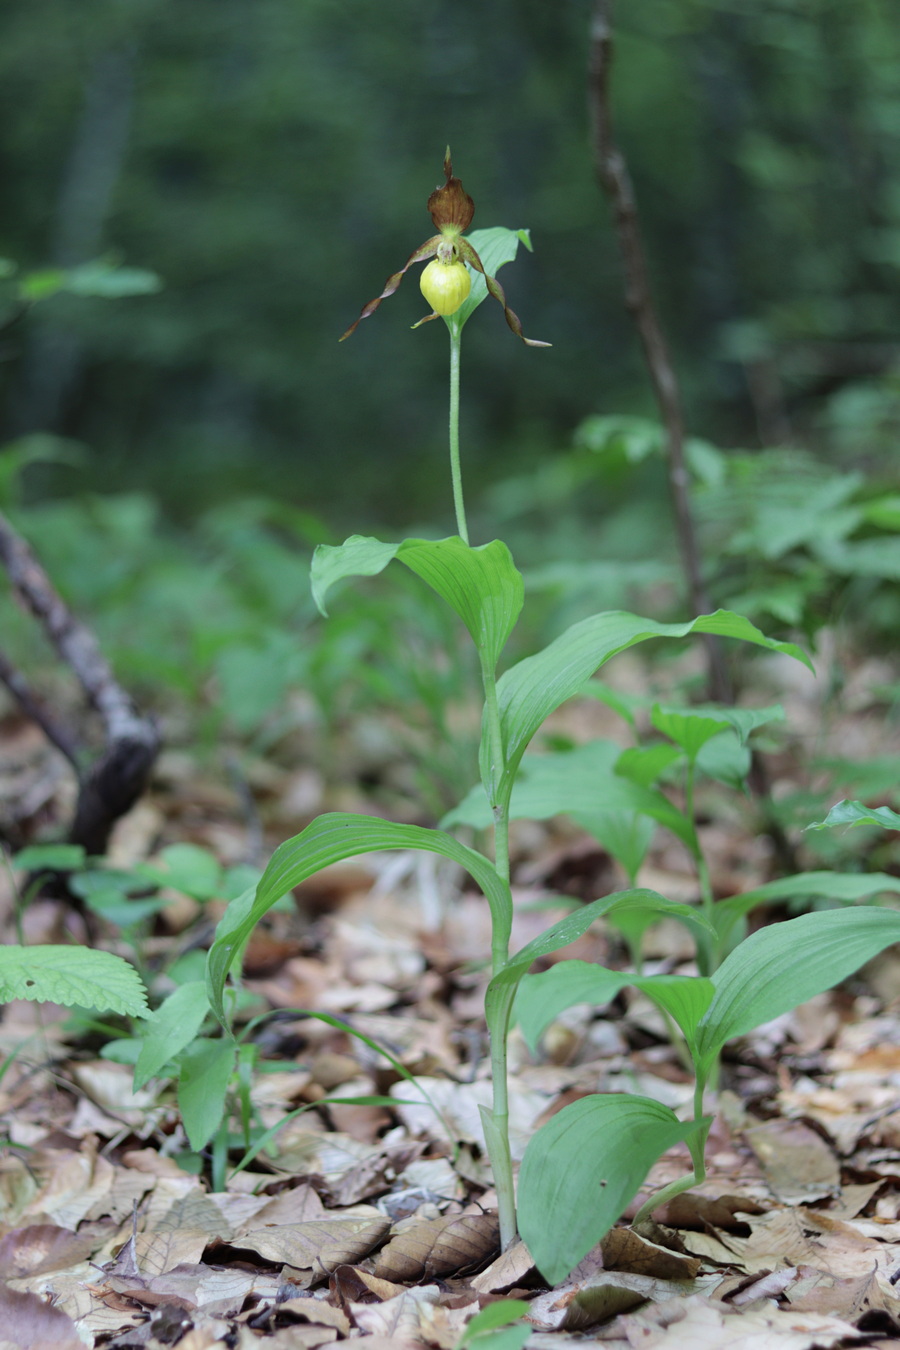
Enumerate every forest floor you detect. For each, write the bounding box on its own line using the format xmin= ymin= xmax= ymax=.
xmin=2 ymin=637 xmax=900 ymax=1349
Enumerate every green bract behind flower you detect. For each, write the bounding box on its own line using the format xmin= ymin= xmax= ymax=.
xmin=340 ymin=149 xmax=549 ymax=347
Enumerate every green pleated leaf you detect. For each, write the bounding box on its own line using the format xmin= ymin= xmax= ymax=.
xmin=807 ymin=799 xmax=900 ymax=832
xmin=695 ymin=907 xmax=900 ymax=1075
xmin=134 ymin=981 xmax=211 ymax=1089
xmin=651 ymin=703 xmax=784 ymax=761
xmin=484 ymin=890 xmax=714 ymax=1040
xmin=712 ymin=870 xmax=900 ymax=949
xmin=0 ymin=945 xmax=149 ymax=1018
xmin=177 ymin=1037 xmax=237 ymax=1151
xmin=695 ymin=729 xmax=751 ymax=790
xmin=398 ymin=537 xmax=523 ymax=671
xmin=449 ymin=226 xmax=533 ymax=330
xmin=518 ymin=1095 xmax=705 ymax=1284
xmin=311 ymin=535 xmax=522 ymax=670
xmin=443 ymin=740 xmax=694 ymax=850
xmin=207 ymin=813 xmax=511 ymax=1023
xmin=515 ymin=959 xmax=714 ymax=1053
xmin=479 ymin=610 xmax=811 ymax=808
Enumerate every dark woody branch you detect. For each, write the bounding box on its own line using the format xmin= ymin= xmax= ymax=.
xmin=0 ymin=506 xmax=159 ymax=855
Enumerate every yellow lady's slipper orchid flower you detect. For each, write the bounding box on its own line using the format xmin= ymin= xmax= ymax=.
xmin=340 ymin=149 xmax=549 ymax=346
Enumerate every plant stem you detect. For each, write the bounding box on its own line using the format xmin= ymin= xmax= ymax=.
xmin=633 ymin=1078 xmax=711 ymax=1225
xmin=480 ymin=657 xmax=518 ymax=1248
xmin=448 ymin=325 xmax=468 ymax=543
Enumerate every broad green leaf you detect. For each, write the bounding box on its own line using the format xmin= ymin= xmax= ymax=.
xmin=12 ymin=844 xmax=87 ymax=873
xmin=695 ymin=729 xmax=751 ymax=789
xmin=615 ymin=743 xmax=683 ymax=789
xmin=443 ymin=741 xmax=694 ymax=850
xmin=695 ymin=907 xmax=900 ymax=1074
xmin=450 ymin=226 xmax=532 ymax=329
xmin=311 ymin=535 xmax=405 ymax=615
xmin=713 ymin=870 xmax=900 ymax=948
xmin=651 ymin=703 xmax=784 ymax=762
xmin=479 ymin=610 xmax=811 ymax=808
xmin=134 ymin=981 xmax=211 ymax=1089
xmin=177 ymin=1037 xmax=237 ymax=1151
xmin=207 ymin=814 xmax=511 ymax=1023
xmin=515 ymin=959 xmax=714 ymax=1052
xmin=456 ymin=1300 xmax=530 ymax=1347
xmin=578 ymin=810 xmax=655 ymax=884
xmin=484 ymin=890 xmax=714 ymax=1039
xmin=138 ymin=843 xmax=223 ymax=900
xmin=518 ymin=1095 xmax=705 ymax=1284
xmin=807 ymin=799 xmax=900 ymax=832
xmin=0 ymin=945 xmax=149 ymax=1018
xmin=311 ymin=535 xmax=523 ymax=670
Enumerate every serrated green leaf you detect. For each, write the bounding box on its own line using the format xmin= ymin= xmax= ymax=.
xmin=518 ymin=1095 xmax=704 ymax=1284
xmin=207 ymin=813 xmax=511 ymax=1023
xmin=310 ymin=535 xmax=523 ymax=669
xmin=134 ymin=981 xmax=211 ymax=1089
xmin=479 ymin=610 xmax=811 ymax=810
xmin=713 ymin=870 xmax=900 ymax=949
xmin=695 ymin=907 xmax=900 ymax=1075
xmin=177 ymin=1037 xmax=236 ymax=1151
xmin=515 ymin=959 xmax=714 ymax=1052
xmin=807 ymin=799 xmax=900 ymax=832
xmin=0 ymin=945 xmax=149 ymax=1018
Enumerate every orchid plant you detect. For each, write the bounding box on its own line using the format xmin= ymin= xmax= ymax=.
xmin=195 ymin=152 xmax=900 ymax=1281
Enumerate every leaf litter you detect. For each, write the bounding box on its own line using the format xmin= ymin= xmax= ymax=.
xmin=2 ymin=671 xmax=900 ymax=1348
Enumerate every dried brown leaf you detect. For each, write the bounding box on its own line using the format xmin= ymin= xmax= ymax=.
xmin=745 ymin=1119 xmax=840 ymax=1204
xmin=239 ymin=1218 xmax=390 ymax=1274
xmin=350 ymin=1283 xmax=441 ymax=1343
xmin=470 ymin=1239 xmax=535 ymax=1294
xmin=0 ymin=1281 xmax=82 ymax=1350
xmin=602 ymin=1226 xmax=701 ymax=1280
xmin=373 ymin=1212 xmax=499 ymax=1281
xmin=0 ymin=1225 xmax=93 ymax=1278
xmin=618 ymin=1293 xmax=861 ymax=1348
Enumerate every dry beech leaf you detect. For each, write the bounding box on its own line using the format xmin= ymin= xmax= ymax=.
xmin=261 ymin=1327 xmax=340 ymax=1349
xmin=618 ymin=1292 xmax=860 ymax=1349
xmin=0 ymin=1281 xmax=83 ymax=1350
xmin=133 ymin=1226 xmax=211 ymax=1275
xmin=744 ymin=1119 xmax=840 ymax=1205
xmin=528 ymin=1271 xmax=701 ymax=1333
xmin=373 ymin=1212 xmax=499 ymax=1281
xmin=0 ymin=1224 xmax=93 ymax=1277
xmin=350 ymin=1283 xmax=442 ymax=1341
xmin=330 ymin=1263 xmax=408 ymax=1305
xmin=601 ymin=1226 xmax=701 ymax=1280
xmin=276 ymin=1297 xmax=351 ymax=1334
xmin=239 ymin=1218 xmax=391 ymax=1274
xmin=787 ymin=1266 xmax=900 ymax=1327
xmin=470 ymin=1239 xmax=535 ymax=1293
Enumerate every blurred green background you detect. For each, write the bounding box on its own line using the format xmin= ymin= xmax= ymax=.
xmin=3 ymin=0 xmax=899 ymax=529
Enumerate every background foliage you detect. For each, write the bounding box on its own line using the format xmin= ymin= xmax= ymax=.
xmin=2 ymin=0 xmax=899 ymax=525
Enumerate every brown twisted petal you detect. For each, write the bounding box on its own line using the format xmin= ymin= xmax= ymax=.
xmin=426 ymin=149 xmax=475 ymax=234
xmin=339 ymin=235 xmax=442 ymax=340
xmin=456 ymin=238 xmax=551 ymax=348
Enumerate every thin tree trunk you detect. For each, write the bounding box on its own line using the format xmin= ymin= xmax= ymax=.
xmin=587 ymin=0 xmax=731 ymax=703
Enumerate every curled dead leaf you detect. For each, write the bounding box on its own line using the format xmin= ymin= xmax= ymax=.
xmin=373 ymin=1211 xmax=499 ymax=1281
